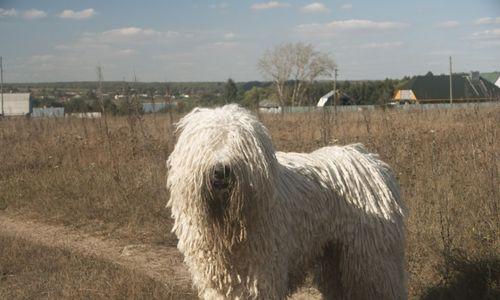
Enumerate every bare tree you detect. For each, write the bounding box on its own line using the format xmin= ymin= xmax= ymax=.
xmin=258 ymin=42 xmax=335 ymax=107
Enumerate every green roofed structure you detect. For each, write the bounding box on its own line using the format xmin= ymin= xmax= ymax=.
xmin=481 ymin=72 xmax=500 ymax=87
xmin=393 ymin=72 xmax=500 ymax=104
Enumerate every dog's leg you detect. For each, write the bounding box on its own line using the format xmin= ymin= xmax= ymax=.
xmin=313 ymin=242 xmax=344 ymax=300
xmin=336 ymin=227 xmax=406 ymax=300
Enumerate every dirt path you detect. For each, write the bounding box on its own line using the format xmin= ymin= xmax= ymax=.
xmin=0 ymin=213 xmax=319 ymax=299
xmin=0 ymin=213 xmax=192 ymax=293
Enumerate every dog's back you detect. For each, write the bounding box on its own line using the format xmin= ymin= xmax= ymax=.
xmin=276 ymin=143 xmax=406 ymax=223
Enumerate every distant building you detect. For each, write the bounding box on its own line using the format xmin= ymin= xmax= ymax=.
xmin=259 ymin=99 xmax=281 ymax=114
xmin=393 ymin=72 xmax=500 ymax=104
xmin=481 ymin=72 xmax=500 ymax=88
xmin=317 ymin=90 xmax=353 ymax=107
xmin=1 ymin=93 xmax=32 ymax=116
xmin=142 ymin=102 xmax=177 ymax=113
xmin=70 ymin=112 xmax=102 ymax=118
xmin=32 ymin=107 xmax=65 ymax=118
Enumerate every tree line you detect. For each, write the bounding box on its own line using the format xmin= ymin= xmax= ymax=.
xmin=25 ymin=42 xmax=409 ymax=113
xmin=29 ymin=77 xmax=407 ymax=114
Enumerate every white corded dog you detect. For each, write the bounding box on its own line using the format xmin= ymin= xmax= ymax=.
xmin=167 ymin=105 xmax=407 ymax=299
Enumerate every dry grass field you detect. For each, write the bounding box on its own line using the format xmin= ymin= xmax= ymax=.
xmin=0 ymin=106 xmax=499 ymax=299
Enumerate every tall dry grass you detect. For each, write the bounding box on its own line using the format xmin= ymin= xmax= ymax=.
xmin=0 ymin=114 xmax=177 ymax=245
xmin=0 ymin=106 xmax=498 ymax=298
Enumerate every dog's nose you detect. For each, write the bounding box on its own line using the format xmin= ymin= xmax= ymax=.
xmin=214 ymin=164 xmax=230 ymax=180
xmin=213 ymin=164 xmax=230 ymax=189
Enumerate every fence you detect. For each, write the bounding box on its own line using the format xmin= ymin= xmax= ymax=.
xmin=398 ymin=101 xmax=499 ymax=110
xmin=142 ymin=102 xmax=175 ymax=113
xmin=280 ymin=101 xmax=499 ymax=113
xmin=283 ymin=105 xmax=376 ymax=113
xmin=32 ymin=107 xmax=65 ymax=118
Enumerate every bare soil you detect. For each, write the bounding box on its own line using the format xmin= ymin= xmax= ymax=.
xmin=0 ymin=213 xmax=320 ymax=299
xmin=0 ymin=213 xmax=192 ymax=296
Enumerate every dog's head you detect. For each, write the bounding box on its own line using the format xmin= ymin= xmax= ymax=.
xmin=167 ymin=105 xmax=278 ymax=247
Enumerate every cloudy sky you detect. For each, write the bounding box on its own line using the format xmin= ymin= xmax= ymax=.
xmin=0 ymin=0 xmax=499 ymax=82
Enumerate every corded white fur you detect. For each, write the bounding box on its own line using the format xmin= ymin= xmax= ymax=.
xmin=167 ymin=104 xmax=407 ymax=299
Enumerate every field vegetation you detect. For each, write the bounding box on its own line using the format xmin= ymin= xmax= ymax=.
xmin=0 ymin=105 xmax=498 ymax=299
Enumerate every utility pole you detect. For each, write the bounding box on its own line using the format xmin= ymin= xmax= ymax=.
xmin=1 ymin=56 xmax=4 ymax=117
xmin=449 ymin=56 xmax=453 ymax=104
xmin=332 ymin=67 xmax=338 ymax=128
xmin=96 ymin=64 xmax=105 ymax=115
xmin=166 ymin=83 xmax=173 ymax=126
xmin=333 ymin=67 xmax=338 ymax=106
xmin=96 ymin=64 xmax=103 ymax=100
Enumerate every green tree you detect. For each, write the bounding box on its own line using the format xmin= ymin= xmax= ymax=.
xmin=64 ymin=98 xmax=91 ymax=113
xmin=243 ymin=86 xmax=271 ymax=108
xmin=224 ymin=78 xmax=238 ymax=103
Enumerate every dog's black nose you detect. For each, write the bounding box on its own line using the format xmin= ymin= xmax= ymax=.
xmin=213 ymin=164 xmax=230 ymax=189
xmin=214 ymin=164 xmax=230 ymax=180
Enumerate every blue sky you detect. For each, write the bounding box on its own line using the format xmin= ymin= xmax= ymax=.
xmin=0 ymin=0 xmax=499 ymax=82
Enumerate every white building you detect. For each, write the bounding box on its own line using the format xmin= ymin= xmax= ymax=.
xmin=258 ymin=99 xmax=282 ymax=114
xmin=317 ymin=90 xmax=335 ymax=107
xmin=1 ymin=93 xmax=31 ymax=116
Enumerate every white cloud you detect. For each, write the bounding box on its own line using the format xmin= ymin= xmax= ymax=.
xmin=251 ymin=1 xmax=290 ymax=11
xmin=156 ymin=52 xmax=196 ymax=62
xmin=427 ymin=50 xmax=454 ymax=56
xmin=467 ymin=28 xmax=500 ymax=48
xmin=116 ymin=49 xmax=136 ymax=55
xmin=206 ymin=41 xmax=240 ymax=49
xmin=300 ymin=2 xmax=329 ymax=13
xmin=209 ymin=3 xmax=229 ymax=9
xmin=23 ymin=9 xmax=47 ymax=19
xmin=0 ymin=8 xmax=18 ymax=17
xmin=472 ymin=28 xmax=500 ymax=39
xmin=29 ymin=54 xmax=54 ymax=63
xmin=475 ymin=17 xmax=500 ymax=25
xmin=54 ymin=44 xmax=71 ymax=50
xmin=360 ymin=41 xmax=404 ymax=49
xmin=330 ymin=19 xmax=406 ymax=30
xmin=58 ymin=8 xmax=96 ymax=20
xmin=341 ymin=3 xmax=353 ymax=10
xmin=52 ymin=26 xmax=181 ymax=59
xmin=474 ymin=40 xmax=500 ymax=48
xmin=296 ymin=19 xmax=408 ymax=36
xmin=224 ymin=32 xmax=236 ymax=39
xmin=56 ymin=26 xmax=181 ymax=52
xmin=1 ymin=8 xmax=49 ymax=19
xmin=435 ymin=20 xmax=459 ymax=28
xmin=100 ymin=27 xmax=179 ymax=40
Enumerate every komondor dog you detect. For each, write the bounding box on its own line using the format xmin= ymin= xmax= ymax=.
xmin=167 ymin=105 xmax=407 ymax=299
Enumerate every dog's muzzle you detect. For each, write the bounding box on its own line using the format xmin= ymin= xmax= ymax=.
xmin=212 ymin=164 xmax=231 ymax=190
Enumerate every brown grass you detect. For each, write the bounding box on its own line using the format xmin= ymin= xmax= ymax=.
xmin=0 ymin=106 xmax=499 ymax=298
xmin=0 ymin=236 xmax=195 ymax=299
